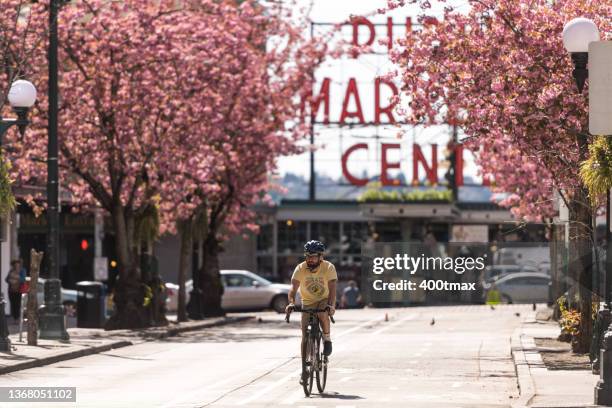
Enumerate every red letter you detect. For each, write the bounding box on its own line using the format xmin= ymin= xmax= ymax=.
xmin=405 ymin=17 xmax=412 ymax=35
xmin=412 ymin=144 xmax=438 ymax=185
xmin=386 ymin=17 xmax=393 ymax=50
xmin=455 ymin=144 xmax=464 ymax=187
xmin=375 ymin=77 xmax=398 ymax=124
xmin=342 ymin=143 xmax=369 ymax=186
xmin=351 ymin=17 xmax=375 ymax=47
xmin=301 ymin=78 xmax=330 ymax=124
xmin=340 ymin=78 xmax=365 ymax=124
xmin=381 ymin=143 xmax=401 ymax=186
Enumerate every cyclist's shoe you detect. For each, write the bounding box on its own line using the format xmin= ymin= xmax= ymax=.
xmin=323 ymin=340 xmax=332 ymax=356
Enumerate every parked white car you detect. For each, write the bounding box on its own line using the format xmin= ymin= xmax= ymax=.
xmin=484 ymin=272 xmax=550 ymax=304
xmin=166 ymin=270 xmax=292 ymax=313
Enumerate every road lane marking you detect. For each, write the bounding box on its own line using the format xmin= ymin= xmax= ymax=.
xmin=235 ymin=369 xmax=300 ymax=406
xmin=372 ymin=314 xmax=416 ymax=336
xmin=159 ymin=359 xmax=281 ymax=408
xmin=335 ymin=317 xmax=384 ymax=338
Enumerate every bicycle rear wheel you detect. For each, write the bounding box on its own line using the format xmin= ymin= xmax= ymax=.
xmin=315 ymin=335 xmax=327 ymax=392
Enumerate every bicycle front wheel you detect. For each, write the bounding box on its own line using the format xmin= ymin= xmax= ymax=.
xmin=303 ymin=335 xmax=315 ymax=396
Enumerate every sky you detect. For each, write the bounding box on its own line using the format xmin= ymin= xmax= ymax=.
xmin=276 ymin=0 xmax=483 ymax=185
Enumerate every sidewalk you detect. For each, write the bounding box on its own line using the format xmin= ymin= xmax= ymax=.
xmin=0 ymin=315 xmax=253 ymax=375
xmin=511 ymin=309 xmax=599 ymax=408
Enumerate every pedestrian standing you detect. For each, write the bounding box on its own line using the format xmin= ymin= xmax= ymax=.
xmin=341 ymin=280 xmax=362 ymax=309
xmin=5 ymin=260 xmax=26 ymax=322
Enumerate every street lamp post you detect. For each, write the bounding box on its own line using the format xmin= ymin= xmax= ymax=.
xmin=0 ymin=80 xmax=37 ymax=351
xmin=39 ymin=0 xmax=68 ymax=341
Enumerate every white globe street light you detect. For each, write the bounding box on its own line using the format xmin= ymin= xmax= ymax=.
xmin=8 ymin=79 xmax=37 ymax=108
xmin=562 ymin=17 xmax=600 ymax=93
xmin=563 ymin=17 xmax=601 ymax=53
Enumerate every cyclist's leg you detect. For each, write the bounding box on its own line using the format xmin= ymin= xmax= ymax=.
xmin=314 ymin=300 xmax=332 ymax=356
xmin=300 ymin=303 xmax=317 ymax=384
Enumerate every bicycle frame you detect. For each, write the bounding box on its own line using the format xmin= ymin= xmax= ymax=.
xmin=285 ymin=306 xmax=335 ymax=396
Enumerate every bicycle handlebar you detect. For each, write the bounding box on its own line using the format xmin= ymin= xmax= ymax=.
xmin=285 ymin=305 xmax=335 ymax=324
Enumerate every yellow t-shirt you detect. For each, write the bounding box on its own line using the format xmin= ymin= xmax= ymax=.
xmin=291 ymin=260 xmax=338 ymax=305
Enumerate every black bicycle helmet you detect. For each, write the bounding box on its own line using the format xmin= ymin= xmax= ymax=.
xmin=304 ymin=240 xmax=326 ymax=254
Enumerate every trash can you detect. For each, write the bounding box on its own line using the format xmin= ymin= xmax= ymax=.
xmin=76 ymin=281 xmax=105 ymax=328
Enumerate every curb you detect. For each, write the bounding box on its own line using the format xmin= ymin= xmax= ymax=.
xmin=0 ymin=315 xmax=254 ymax=375
xmin=0 ymin=340 xmax=133 ymax=376
xmin=511 ymin=327 xmax=537 ymax=408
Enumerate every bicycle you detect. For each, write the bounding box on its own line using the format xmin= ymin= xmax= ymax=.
xmin=285 ymin=305 xmax=335 ymax=396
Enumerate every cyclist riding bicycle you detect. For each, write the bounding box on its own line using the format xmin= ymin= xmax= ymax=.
xmin=286 ymin=240 xmax=337 ymax=365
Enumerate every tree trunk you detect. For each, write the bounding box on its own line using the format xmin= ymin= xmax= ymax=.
xmin=198 ymin=235 xmax=225 ymax=317
xmin=569 ymin=192 xmax=594 ymax=353
xmin=105 ymin=205 xmax=149 ymax=330
xmin=27 ymin=249 xmax=43 ymax=346
xmin=569 ymin=133 xmax=595 ymax=353
xmin=177 ymin=217 xmax=193 ymax=322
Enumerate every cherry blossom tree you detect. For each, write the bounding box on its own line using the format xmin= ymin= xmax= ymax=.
xmin=386 ymin=0 xmax=610 ymax=352
xmin=9 ymin=0 xmax=249 ymax=329
xmin=158 ymin=0 xmax=327 ymax=319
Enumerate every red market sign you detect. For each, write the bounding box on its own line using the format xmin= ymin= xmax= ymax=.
xmin=341 ymin=142 xmax=472 ymax=187
xmin=304 ymin=16 xmax=439 ymax=125
xmin=306 ymin=76 xmax=399 ymax=125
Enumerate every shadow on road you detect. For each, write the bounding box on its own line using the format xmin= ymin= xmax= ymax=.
xmin=158 ymin=330 xmax=296 ymax=343
xmin=313 ymin=391 xmax=364 ymax=400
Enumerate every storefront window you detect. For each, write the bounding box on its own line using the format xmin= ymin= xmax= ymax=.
xmin=343 ymin=222 xmax=370 ymax=254
xmin=277 ymin=220 xmax=307 ymax=254
xmin=311 ymin=222 xmax=340 ymax=253
xmin=256 ymin=256 xmax=274 ymax=280
xmin=256 ymin=224 xmax=273 ymax=254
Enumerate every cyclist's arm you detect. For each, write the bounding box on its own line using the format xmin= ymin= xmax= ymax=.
xmin=327 ymin=279 xmax=337 ymax=309
xmin=288 ymin=279 xmax=300 ymax=305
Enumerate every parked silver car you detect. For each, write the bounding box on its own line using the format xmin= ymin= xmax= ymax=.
xmin=483 ymin=272 xmax=550 ymax=304
xmin=166 ymin=270 xmax=292 ymax=313
xmin=483 ymin=264 xmax=537 ymax=283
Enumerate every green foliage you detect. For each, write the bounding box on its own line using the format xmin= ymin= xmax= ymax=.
xmin=557 ymin=295 xmax=599 ymax=348
xmin=558 ymin=296 xmax=580 ymax=339
xmin=580 ymin=135 xmax=612 ymax=198
xmin=358 ymin=183 xmax=452 ymax=202
xmin=0 ymin=151 xmax=16 ymax=217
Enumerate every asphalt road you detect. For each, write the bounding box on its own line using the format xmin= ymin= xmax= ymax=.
xmin=0 ymin=304 xmax=531 ymax=408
